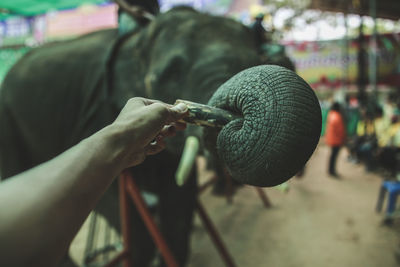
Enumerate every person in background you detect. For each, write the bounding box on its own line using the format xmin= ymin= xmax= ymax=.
xmin=343 ymin=96 xmax=361 ymax=164
xmin=350 ymin=107 xmax=375 ymax=164
xmin=251 ymin=13 xmax=267 ymax=54
xmin=117 ymin=0 xmax=159 ymax=35
xmin=377 ymin=114 xmax=400 ymax=177
xmin=325 ymin=102 xmax=346 ymax=177
xmin=357 ymin=107 xmax=383 ymax=171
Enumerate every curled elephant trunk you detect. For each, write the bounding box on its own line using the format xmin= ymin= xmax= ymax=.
xmin=206 ymin=65 xmax=322 ymax=187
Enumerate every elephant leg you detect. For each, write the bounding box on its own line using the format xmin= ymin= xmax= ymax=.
xmin=158 ymin=167 xmax=197 ymax=267
xmin=127 ymin=196 xmax=157 ymax=266
xmin=0 ymin=104 xmax=32 ymax=179
xmin=208 ymin=156 xmax=242 ymax=197
xmin=95 ymin=179 xmax=156 ymax=266
xmin=94 ymin=179 xmax=121 ymax=232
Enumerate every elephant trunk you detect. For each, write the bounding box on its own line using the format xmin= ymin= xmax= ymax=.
xmin=206 ymin=65 xmax=322 ymax=187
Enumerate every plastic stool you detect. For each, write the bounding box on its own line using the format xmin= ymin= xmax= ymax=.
xmin=376 ymin=181 xmax=400 ymax=219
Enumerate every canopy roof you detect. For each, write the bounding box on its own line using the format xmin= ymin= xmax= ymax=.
xmin=0 ymin=0 xmax=108 ymax=18
xmin=2 ymin=0 xmax=400 ymax=20
xmin=310 ymin=0 xmax=400 ymax=20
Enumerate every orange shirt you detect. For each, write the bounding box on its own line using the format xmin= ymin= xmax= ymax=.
xmin=325 ymin=110 xmax=346 ymax=146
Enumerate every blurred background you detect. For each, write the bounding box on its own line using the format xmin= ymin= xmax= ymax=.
xmin=1 ymin=0 xmax=400 ymax=266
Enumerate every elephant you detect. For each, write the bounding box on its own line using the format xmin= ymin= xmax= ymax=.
xmin=0 ymin=6 xmax=321 ymax=267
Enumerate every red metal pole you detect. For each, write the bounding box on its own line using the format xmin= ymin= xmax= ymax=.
xmin=254 ymin=187 xmax=272 ymax=208
xmin=198 ymin=176 xmax=217 ymax=194
xmin=119 ymin=172 xmax=133 ymax=267
xmin=196 ymin=199 xmax=236 ymax=267
xmin=222 ymin=168 xmax=233 ymax=204
xmin=124 ymin=173 xmax=179 ymax=267
xmin=105 ymin=250 xmax=130 ymax=267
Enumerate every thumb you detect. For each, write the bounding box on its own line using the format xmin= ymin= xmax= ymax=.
xmin=168 ymin=103 xmax=189 ymax=122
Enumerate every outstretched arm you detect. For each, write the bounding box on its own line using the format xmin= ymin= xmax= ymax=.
xmin=0 ymin=98 xmax=188 ymax=267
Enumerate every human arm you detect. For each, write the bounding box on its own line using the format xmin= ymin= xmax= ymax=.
xmin=0 ymin=98 xmax=188 ymax=267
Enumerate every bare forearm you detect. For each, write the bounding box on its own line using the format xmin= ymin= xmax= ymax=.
xmin=0 ymin=125 xmax=122 ymax=267
xmin=0 ymin=98 xmax=188 ymax=266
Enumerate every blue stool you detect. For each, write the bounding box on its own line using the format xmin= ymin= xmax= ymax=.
xmin=376 ymin=181 xmax=400 ymax=220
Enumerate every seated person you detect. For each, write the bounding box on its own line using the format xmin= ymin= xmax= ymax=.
xmin=347 ymin=107 xmax=375 ymax=164
xmin=377 ymin=115 xmax=400 ymax=177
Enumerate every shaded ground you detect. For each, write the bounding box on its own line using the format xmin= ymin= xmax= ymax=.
xmin=70 ymin=143 xmax=400 ymax=267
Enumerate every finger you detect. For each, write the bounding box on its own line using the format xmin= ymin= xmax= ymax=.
xmin=130 ymin=103 xmax=188 ymax=146
xmin=158 ymin=122 xmax=187 ymax=137
xmin=126 ymin=97 xmax=147 ymax=108
xmin=126 ymin=98 xmax=169 ymax=110
xmin=140 ymin=98 xmax=164 ymax=106
xmin=143 ymin=102 xmax=188 ymax=128
xmin=164 ymin=103 xmax=189 ymax=124
xmin=159 ymin=125 xmax=177 ymax=138
xmin=170 ymin=103 xmax=188 ymax=116
xmin=140 ymin=98 xmax=175 ymax=109
xmin=146 ymin=144 xmax=165 ymax=155
xmin=145 ymin=137 xmax=166 ymax=155
xmin=172 ymin=121 xmax=187 ymax=131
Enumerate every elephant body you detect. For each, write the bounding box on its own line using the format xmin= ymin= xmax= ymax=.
xmin=0 ymin=7 xmax=260 ymax=266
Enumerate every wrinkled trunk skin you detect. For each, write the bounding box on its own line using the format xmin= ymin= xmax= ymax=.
xmin=0 ymin=7 xmax=264 ymax=267
xmin=206 ymin=65 xmax=321 ymax=187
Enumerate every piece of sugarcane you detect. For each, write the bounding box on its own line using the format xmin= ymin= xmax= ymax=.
xmin=174 ymin=99 xmax=241 ymax=186
xmin=174 ymin=99 xmax=241 ymax=128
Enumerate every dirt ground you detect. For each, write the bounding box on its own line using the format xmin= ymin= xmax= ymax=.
xmin=70 ymin=142 xmax=400 ymax=267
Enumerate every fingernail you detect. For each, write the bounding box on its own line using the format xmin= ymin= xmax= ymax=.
xmin=172 ymin=103 xmax=188 ymax=113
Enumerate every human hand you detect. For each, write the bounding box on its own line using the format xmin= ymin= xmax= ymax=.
xmin=108 ymin=97 xmax=188 ymax=168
